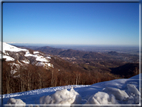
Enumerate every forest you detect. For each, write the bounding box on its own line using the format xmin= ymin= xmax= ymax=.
xmin=2 ymin=59 xmax=121 ymax=94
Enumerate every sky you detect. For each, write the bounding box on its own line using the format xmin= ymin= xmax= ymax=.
xmin=3 ymin=2 xmax=139 ymax=46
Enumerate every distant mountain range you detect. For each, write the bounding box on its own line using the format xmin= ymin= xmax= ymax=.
xmin=16 ymin=44 xmax=139 ymax=77
xmin=1 ymin=42 xmax=140 ymax=94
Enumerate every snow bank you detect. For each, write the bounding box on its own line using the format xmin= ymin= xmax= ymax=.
xmin=40 ymin=87 xmax=81 ymax=106
xmin=103 ymin=87 xmax=129 ymax=101
xmin=86 ymin=92 xmax=117 ymax=105
xmin=86 ymin=81 xmax=141 ymax=105
xmin=126 ymin=84 xmax=141 ymax=104
xmin=7 ymin=98 xmax=26 ymax=107
xmin=127 ymin=84 xmax=140 ymax=96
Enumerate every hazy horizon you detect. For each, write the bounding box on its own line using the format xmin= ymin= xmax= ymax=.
xmin=9 ymin=42 xmax=139 ymax=55
xmin=9 ymin=42 xmax=139 ymax=47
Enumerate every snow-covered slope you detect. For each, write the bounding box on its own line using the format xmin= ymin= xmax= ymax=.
xmin=2 ymin=74 xmax=141 ymax=107
xmin=0 ymin=42 xmax=53 ymax=74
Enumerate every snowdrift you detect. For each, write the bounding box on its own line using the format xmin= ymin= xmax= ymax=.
xmin=7 ymin=98 xmax=26 ymax=107
xmin=40 ymin=87 xmax=81 ymax=106
xmin=2 ymin=74 xmax=141 ymax=107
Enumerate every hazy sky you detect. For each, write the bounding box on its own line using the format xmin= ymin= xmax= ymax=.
xmin=3 ymin=2 xmax=139 ymax=46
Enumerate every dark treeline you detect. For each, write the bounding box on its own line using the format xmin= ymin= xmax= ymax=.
xmin=2 ymin=60 xmax=120 ymax=94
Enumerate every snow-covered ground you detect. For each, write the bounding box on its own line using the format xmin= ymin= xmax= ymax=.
xmin=1 ymin=42 xmax=28 ymax=53
xmin=0 ymin=42 xmax=51 ymax=63
xmin=0 ymin=42 xmax=53 ymax=74
xmin=1 ymin=74 xmax=141 ymax=107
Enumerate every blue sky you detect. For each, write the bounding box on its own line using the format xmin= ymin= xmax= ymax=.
xmin=3 ymin=2 xmax=139 ymax=46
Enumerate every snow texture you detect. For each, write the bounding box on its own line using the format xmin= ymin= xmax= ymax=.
xmin=40 ymin=87 xmax=81 ymax=106
xmin=7 ymin=98 xmax=26 ymax=107
xmin=86 ymin=92 xmax=117 ymax=104
xmin=103 ymin=87 xmax=129 ymax=101
xmin=127 ymin=84 xmax=140 ymax=96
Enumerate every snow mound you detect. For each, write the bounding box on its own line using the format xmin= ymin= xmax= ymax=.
xmin=86 ymin=82 xmax=141 ymax=105
xmin=7 ymin=98 xmax=26 ymax=107
xmin=103 ymin=87 xmax=129 ymax=101
xmin=126 ymin=84 xmax=141 ymax=104
xmin=86 ymin=92 xmax=117 ymax=105
xmin=40 ymin=87 xmax=81 ymax=106
xmin=127 ymin=84 xmax=140 ymax=96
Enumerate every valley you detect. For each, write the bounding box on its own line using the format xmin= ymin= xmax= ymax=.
xmin=17 ymin=44 xmax=139 ymax=77
xmin=1 ymin=42 xmax=140 ymax=95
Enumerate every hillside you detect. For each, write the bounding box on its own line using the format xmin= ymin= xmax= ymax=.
xmin=110 ymin=63 xmax=139 ymax=78
xmin=1 ymin=42 xmax=121 ymax=94
xmin=30 ymin=45 xmax=139 ymax=77
xmin=16 ymin=44 xmax=140 ymax=78
xmin=1 ymin=42 xmax=141 ymax=106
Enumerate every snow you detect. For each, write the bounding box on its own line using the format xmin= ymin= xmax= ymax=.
xmin=9 ymin=63 xmax=20 ymax=74
xmin=2 ymin=55 xmax=15 ymax=61
xmin=0 ymin=42 xmax=49 ymax=63
xmin=127 ymin=84 xmax=140 ymax=96
xmin=21 ymin=60 xmax=30 ymax=64
xmin=25 ymin=51 xmax=49 ymax=62
xmin=2 ymin=74 xmax=141 ymax=107
xmin=47 ymin=56 xmax=51 ymax=59
xmin=0 ymin=42 xmax=53 ymax=68
xmin=86 ymin=92 xmax=118 ymax=104
xmin=40 ymin=87 xmax=81 ymax=106
xmin=24 ymin=51 xmax=33 ymax=57
xmin=2 ymin=42 xmax=27 ymax=53
xmin=47 ymin=63 xmax=53 ymax=67
xmin=35 ymin=62 xmax=53 ymax=68
xmin=7 ymin=98 xmax=26 ymax=107
xmin=33 ymin=51 xmax=39 ymax=54
xmin=103 ymin=87 xmax=129 ymax=101
xmin=35 ymin=55 xmax=48 ymax=62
